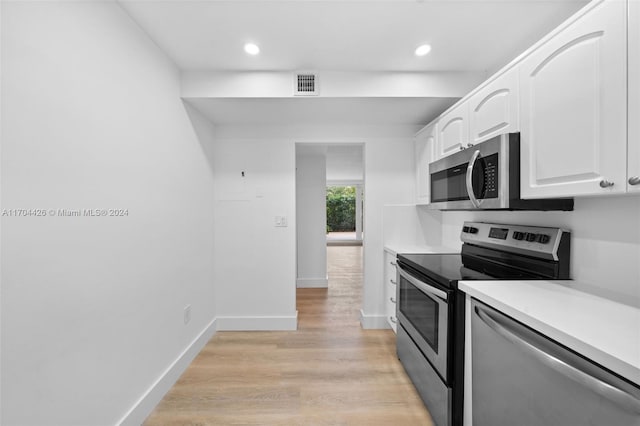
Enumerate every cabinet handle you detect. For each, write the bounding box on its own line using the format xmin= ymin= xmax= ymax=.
xmin=389 ymin=297 xmax=397 ymax=304
xmin=629 ymin=176 xmax=640 ymax=186
xmin=599 ymin=179 xmax=615 ymax=188
xmin=390 ymin=261 xmax=397 ymax=267
xmin=390 ymin=279 xmax=397 ymax=285
xmin=389 ymin=316 xmax=397 ymax=324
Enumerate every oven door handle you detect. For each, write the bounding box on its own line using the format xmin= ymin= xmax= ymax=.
xmin=466 ymin=149 xmax=482 ymax=208
xmin=398 ymin=266 xmax=448 ymax=302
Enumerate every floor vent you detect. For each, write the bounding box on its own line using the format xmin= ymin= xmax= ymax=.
xmin=294 ymin=73 xmax=319 ymax=96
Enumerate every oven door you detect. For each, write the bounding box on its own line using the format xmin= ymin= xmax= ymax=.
xmin=397 ymin=265 xmax=450 ymax=381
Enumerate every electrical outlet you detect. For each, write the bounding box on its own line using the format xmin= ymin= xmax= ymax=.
xmin=184 ymin=305 xmax=191 ymax=325
xmin=275 ymin=216 xmax=288 ymax=227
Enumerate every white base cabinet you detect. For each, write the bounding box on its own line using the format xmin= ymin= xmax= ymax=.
xmin=384 ymin=250 xmax=398 ymax=333
xmin=519 ymin=0 xmax=628 ymax=198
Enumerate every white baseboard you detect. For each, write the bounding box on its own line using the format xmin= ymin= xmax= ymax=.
xmin=296 ymin=277 xmax=329 ymax=288
xmin=360 ymin=309 xmax=391 ymax=329
xmin=117 ymin=317 xmax=217 ymax=426
xmin=216 ymin=313 xmax=298 ymax=331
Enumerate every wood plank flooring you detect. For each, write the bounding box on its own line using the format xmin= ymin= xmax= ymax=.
xmin=144 ymin=246 xmax=433 ymax=425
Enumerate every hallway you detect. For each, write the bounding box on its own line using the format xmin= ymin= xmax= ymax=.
xmin=144 ymin=246 xmax=432 ymax=425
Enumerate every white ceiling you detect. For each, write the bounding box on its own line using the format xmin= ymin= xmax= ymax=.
xmin=120 ymin=0 xmax=588 ymax=73
xmin=119 ymin=0 xmax=590 ymax=126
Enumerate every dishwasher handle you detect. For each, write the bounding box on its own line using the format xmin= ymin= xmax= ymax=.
xmin=474 ymin=304 xmax=640 ymax=414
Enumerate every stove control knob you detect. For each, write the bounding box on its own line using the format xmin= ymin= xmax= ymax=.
xmin=513 ymin=231 xmax=524 ymax=240
xmin=526 ymin=233 xmax=537 ymax=242
xmin=537 ymin=234 xmax=551 ymax=244
xmin=462 ymin=226 xmax=470 ymax=233
xmin=468 ymin=227 xmax=478 ymax=234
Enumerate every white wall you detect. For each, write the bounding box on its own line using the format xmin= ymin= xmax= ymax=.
xmin=1 ymin=2 xmax=216 ymax=425
xmin=211 ymin=137 xmax=297 ymax=330
xmin=383 ymin=205 xmax=443 ymax=248
xmin=181 ymin=70 xmax=486 ymax=98
xmin=361 ymin=139 xmax=416 ymax=326
xmin=440 ymin=195 xmax=640 ymax=307
xmin=211 ymin=124 xmax=416 ymax=330
xmin=296 ymin=146 xmax=328 ymax=288
xmin=326 ymin=144 xmax=364 ymax=183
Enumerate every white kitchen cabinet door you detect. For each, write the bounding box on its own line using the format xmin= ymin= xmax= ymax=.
xmin=436 ymin=102 xmax=469 ymax=159
xmin=519 ymin=0 xmax=627 ymax=198
xmin=415 ymin=122 xmax=436 ymax=204
xmin=629 ymin=0 xmax=640 ymax=193
xmin=469 ymin=67 xmax=519 ymax=145
xmin=384 ymin=251 xmax=398 ymax=333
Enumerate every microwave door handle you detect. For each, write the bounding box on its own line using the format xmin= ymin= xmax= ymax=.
xmin=466 ymin=149 xmax=482 ymax=208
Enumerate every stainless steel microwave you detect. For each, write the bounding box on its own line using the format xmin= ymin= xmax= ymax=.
xmin=427 ymin=133 xmax=573 ymax=211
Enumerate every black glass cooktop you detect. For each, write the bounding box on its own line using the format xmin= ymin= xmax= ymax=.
xmin=397 ymin=252 xmax=541 ymax=288
xmin=398 ymin=253 xmax=494 ymax=286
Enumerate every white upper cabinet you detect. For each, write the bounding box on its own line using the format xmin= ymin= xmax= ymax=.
xmin=436 ymin=102 xmax=470 ymax=159
xmin=519 ymin=0 xmax=628 ymax=198
xmin=629 ymin=0 xmax=640 ymax=193
xmin=469 ymin=67 xmax=519 ymax=145
xmin=415 ymin=122 xmax=436 ymax=204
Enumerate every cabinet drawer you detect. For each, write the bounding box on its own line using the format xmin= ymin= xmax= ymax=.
xmin=383 ymin=251 xmax=398 ymax=332
xmin=386 ymin=295 xmax=398 ymax=332
xmin=384 ymin=252 xmax=397 ymax=281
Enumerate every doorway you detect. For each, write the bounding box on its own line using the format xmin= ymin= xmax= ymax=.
xmin=295 ymin=143 xmax=364 ymax=291
xmin=326 ymin=185 xmax=363 ymax=246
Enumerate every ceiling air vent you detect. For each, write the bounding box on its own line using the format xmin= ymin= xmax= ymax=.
xmin=294 ymin=73 xmax=319 ymax=96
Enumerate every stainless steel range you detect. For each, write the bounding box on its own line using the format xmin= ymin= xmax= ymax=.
xmin=395 ymin=221 xmax=571 ymax=426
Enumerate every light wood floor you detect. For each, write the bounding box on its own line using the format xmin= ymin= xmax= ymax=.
xmin=144 ymin=246 xmax=433 ymax=425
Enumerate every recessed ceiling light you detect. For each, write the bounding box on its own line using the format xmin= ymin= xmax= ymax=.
xmin=244 ymin=43 xmax=260 ymax=55
xmin=415 ymin=44 xmax=432 ymax=57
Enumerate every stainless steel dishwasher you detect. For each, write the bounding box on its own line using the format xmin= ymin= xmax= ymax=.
xmin=470 ymin=299 xmax=640 ymax=426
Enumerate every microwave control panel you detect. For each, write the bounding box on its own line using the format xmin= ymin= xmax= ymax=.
xmin=481 ymin=154 xmax=499 ymax=198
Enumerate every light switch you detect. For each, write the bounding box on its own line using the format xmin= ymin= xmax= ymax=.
xmin=275 ymin=216 xmax=288 ymax=227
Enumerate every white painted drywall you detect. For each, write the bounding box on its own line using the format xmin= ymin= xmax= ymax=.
xmin=440 ymin=195 xmax=640 ymax=307
xmin=1 ymin=2 xmax=216 ymax=425
xmin=210 ymin=124 xmax=416 ymax=329
xmin=211 ymin=137 xmax=297 ymax=330
xmin=361 ymin=139 xmax=416 ymax=326
xmin=326 ymin=144 xmax=364 ymax=183
xmin=296 ymin=146 xmax=328 ymax=288
xmin=181 ymin=70 xmax=485 ymax=98
xmin=382 ymin=205 xmax=443 ymax=248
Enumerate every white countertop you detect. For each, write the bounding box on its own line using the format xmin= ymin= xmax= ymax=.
xmin=460 ymin=280 xmax=640 ymax=385
xmin=384 ymin=244 xmax=460 ymax=256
